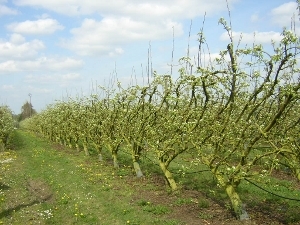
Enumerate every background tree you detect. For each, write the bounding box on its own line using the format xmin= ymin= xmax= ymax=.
xmin=19 ymin=101 xmax=36 ymax=121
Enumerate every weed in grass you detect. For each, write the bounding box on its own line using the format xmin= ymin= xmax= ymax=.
xmin=101 ymin=185 xmax=112 ymax=191
xmin=137 ymin=199 xmax=170 ymax=215
xmin=285 ymin=209 xmax=300 ymax=223
xmin=142 ymin=204 xmax=170 ymax=215
xmin=198 ymin=199 xmax=210 ymax=208
xmin=175 ymin=197 xmax=192 ymax=205
xmin=198 ymin=212 xmax=213 ymax=220
xmin=117 ymin=168 xmax=130 ymax=177
xmin=137 ymin=199 xmax=151 ymax=206
xmin=125 ymin=220 xmax=140 ymax=225
xmin=153 ymin=218 xmax=182 ymax=225
xmin=59 ymin=192 xmax=71 ymax=204
xmin=37 ymin=208 xmax=54 ymax=219
xmin=122 ymin=209 xmax=131 ymax=215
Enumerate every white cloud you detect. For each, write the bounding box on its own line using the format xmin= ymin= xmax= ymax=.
xmin=7 ymin=18 xmax=64 ymax=35
xmin=1 ymin=85 xmax=14 ymax=91
xmin=0 ymin=34 xmax=44 ymax=60
xmin=220 ymin=31 xmax=282 ymax=45
xmin=24 ymin=73 xmax=82 ymax=88
xmin=25 ymin=74 xmax=54 ymax=84
xmin=0 ymin=61 xmax=18 ymax=73
xmin=271 ymin=2 xmax=299 ymax=28
xmin=12 ymin=0 xmax=238 ymax=57
xmin=13 ymin=0 xmax=238 ymax=18
xmin=37 ymin=13 xmax=51 ymax=19
xmin=108 ymin=48 xmax=124 ymax=57
xmin=62 ymin=73 xmax=81 ymax=81
xmin=0 ymin=57 xmax=83 ymax=74
xmin=27 ymin=85 xmax=53 ymax=93
xmin=0 ymin=4 xmax=18 ymax=16
xmin=39 ymin=57 xmax=83 ymax=71
xmin=62 ymin=17 xmax=183 ymax=56
xmin=9 ymin=33 xmax=26 ymax=44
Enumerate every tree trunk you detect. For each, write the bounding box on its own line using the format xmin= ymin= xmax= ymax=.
xmin=159 ymin=161 xmax=177 ymax=191
xmin=96 ymin=145 xmax=103 ymax=161
xmin=0 ymin=141 xmax=4 ymax=151
xmin=112 ymin=152 xmax=119 ymax=168
xmin=98 ymin=153 xmax=103 ymax=161
xmin=225 ymin=184 xmax=249 ymax=220
xmin=68 ymin=138 xmax=72 ymax=148
xmin=93 ymin=144 xmax=103 ymax=161
xmin=59 ymin=137 xmax=63 ymax=145
xmin=83 ymin=142 xmax=89 ymax=156
xmin=68 ymin=142 xmax=72 ymax=148
xmin=75 ymin=143 xmax=81 ymax=152
xmin=133 ymin=161 xmax=143 ymax=178
xmin=132 ymin=149 xmax=143 ymax=177
xmin=131 ymin=143 xmax=144 ymax=177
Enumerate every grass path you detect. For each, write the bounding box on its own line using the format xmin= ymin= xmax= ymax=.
xmin=0 ymin=130 xmax=181 ymax=225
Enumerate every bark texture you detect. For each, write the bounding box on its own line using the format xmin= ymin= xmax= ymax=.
xmin=225 ymin=184 xmax=249 ymax=220
xmin=159 ymin=161 xmax=177 ymax=191
xmin=133 ymin=161 xmax=144 ymax=177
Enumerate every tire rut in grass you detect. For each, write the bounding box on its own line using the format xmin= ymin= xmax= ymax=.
xmin=27 ymin=179 xmax=54 ymax=203
xmin=0 ymin=179 xmax=54 ymax=219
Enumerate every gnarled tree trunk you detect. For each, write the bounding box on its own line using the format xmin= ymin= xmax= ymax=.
xmin=159 ymin=160 xmax=177 ymax=191
xmin=225 ymin=184 xmax=249 ymax=220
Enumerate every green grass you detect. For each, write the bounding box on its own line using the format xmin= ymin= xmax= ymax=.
xmin=1 ymin=130 xmax=300 ymax=224
xmin=0 ymin=130 xmax=182 ymax=225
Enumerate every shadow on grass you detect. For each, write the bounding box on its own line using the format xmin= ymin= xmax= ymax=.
xmin=0 ymin=199 xmax=39 ymax=219
xmin=0 ymin=183 xmax=10 ymax=190
xmin=0 ymin=194 xmax=52 ymax=219
xmin=7 ymin=130 xmax=27 ymax=151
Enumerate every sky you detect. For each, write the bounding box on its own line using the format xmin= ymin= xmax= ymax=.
xmin=0 ymin=0 xmax=299 ymax=114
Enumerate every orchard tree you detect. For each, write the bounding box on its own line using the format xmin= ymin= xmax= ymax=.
xmin=273 ymin=98 xmax=300 ymax=180
xmin=0 ymin=105 xmax=14 ymax=150
xmin=186 ymin=21 xmax=300 ymax=220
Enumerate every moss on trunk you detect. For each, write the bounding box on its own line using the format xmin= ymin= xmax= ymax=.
xmin=75 ymin=143 xmax=81 ymax=152
xmin=133 ymin=161 xmax=143 ymax=178
xmin=214 ymin=173 xmax=249 ymax=220
xmin=83 ymin=143 xmax=89 ymax=156
xmin=159 ymin=161 xmax=177 ymax=191
xmin=0 ymin=141 xmax=4 ymax=151
xmin=225 ymin=184 xmax=249 ymax=220
xmin=112 ymin=152 xmax=119 ymax=168
xmin=94 ymin=144 xmax=103 ymax=161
